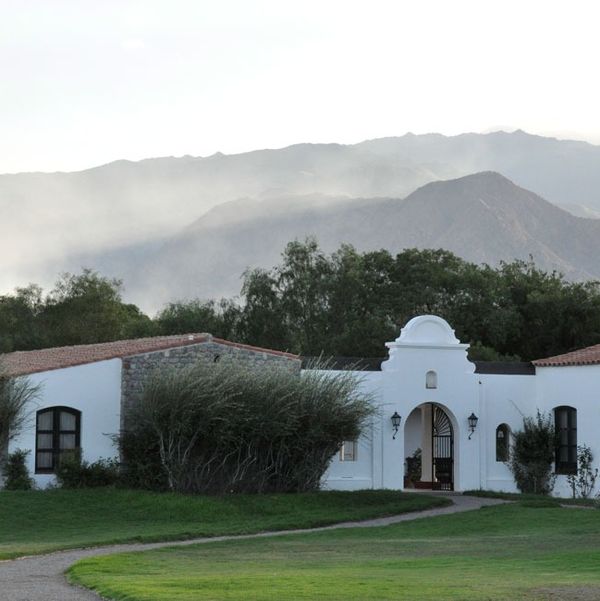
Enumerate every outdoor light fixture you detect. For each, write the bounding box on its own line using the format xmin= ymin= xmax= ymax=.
xmin=468 ymin=412 xmax=479 ymax=439
xmin=391 ymin=411 xmax=402 ymax=440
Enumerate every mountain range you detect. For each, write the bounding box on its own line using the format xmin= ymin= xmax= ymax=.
xmin=2 ymin=130 xmax=600 ymax=311
xmin=126 ymin=171 xmax=600 ymax=308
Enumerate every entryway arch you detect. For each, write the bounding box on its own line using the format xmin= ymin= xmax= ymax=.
xmin=403 ymin=402 xmax=459 ymax=491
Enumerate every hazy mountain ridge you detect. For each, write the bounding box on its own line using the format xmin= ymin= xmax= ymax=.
xmin=124 ymin=172 xmax=600 ymax=310
xmin=3 ymin=130 xmax=600 ymax=305
xmin=0 ymin=138 xmax=461 ymax=292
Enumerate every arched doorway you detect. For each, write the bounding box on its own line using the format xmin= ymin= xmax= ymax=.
xmin=403 ymin=403 xmax=455 ymax=491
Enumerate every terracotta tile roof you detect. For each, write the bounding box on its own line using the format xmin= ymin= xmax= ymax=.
xmin=0 ymin=335 xmax=298 ymax=377
xmin=533 ymin=344 xmax=600 ymax=367
xmin=211 ymin=338 xmax=299 ymax=360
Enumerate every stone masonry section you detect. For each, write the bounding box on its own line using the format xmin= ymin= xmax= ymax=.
xmin=120 ymin=337 xmax=301 ymax=431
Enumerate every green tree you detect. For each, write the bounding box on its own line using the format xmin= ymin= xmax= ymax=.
xmin=239 ymin=269 xmax=289 ymax=351
xmin=0 ymin=285 xmax=46 ymax=352
xmin=156 ymin=298 xmax=241 ymax=340
xmin=40 ymin=269 xmax=154 ymax=346
xmin=275 ymin=238 xmax=333 ymax=354
xmin=324 ymin=246 xmax=396 ymax=356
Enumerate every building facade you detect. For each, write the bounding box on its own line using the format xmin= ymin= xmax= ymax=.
xmin=321 ymin=315 xmax=600 ymax=498
xmin=1 ymin=334 xmax=300 ymax=488
xmin=1 ymin=317 xmax=598 ymax=496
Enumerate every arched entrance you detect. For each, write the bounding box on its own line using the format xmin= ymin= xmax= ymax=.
xmin=403 ymin=403 xmax=456 ymax=491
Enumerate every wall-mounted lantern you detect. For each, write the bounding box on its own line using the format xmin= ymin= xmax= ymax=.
xmin=391 ymin=412 xmax=402 ymax=440
xmin=468 ymin=412 xmax=479 ymax=439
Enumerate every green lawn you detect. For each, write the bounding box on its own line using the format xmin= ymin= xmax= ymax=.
xmin=465 ymin=489 xmax=599 ymax=507
xmin=70 ymin=503 xmax=600 ymax=601
xmin=0 ymin=488 xmax=447 ymax=560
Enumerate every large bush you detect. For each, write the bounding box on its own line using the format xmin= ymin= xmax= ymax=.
xmin=510 ymin=411 xmax=557 ymax=495
xmin=121 ymin=361 xmax=374 ymax=494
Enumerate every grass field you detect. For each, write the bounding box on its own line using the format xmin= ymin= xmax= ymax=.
xmin=465 ymin=489 xmax=599 ymax=507
xmin=70 ymin=502 xmax=600 ymax=601
xmin=0 ymin=488 xmax=448 ymax=560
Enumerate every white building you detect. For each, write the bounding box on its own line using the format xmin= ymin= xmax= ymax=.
xmin=1 ymin=334 xmax=300 ymax=488
xmin=320 ymin=315 xmax=599 ymax=498
xmin=1 ymin=316 xmax=598 ymax=497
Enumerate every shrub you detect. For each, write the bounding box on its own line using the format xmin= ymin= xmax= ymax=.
xmin=567 ymin=445 xmax=598 ymax=499
xmin=118 ymin=429 xmax=168 ymax=491
xmin=122 ymin=360 xmax=374 ymax=494
xmin=510 ymin=411 xmax=556 ymax=495
xmin=3 ymin=449 xmax=34 ymax=490
xmin=55 ymin=450 xmax=120 ymax=488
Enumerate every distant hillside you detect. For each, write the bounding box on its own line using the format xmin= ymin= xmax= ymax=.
xmin=3 ymin=129 xmax=600 ymax=300
xmin=126 ymin=172 xmax=600 ymax=309
xmin=356 ymin=130 xmax=600 ymax=211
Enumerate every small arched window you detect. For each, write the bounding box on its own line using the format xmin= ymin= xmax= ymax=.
xmin=554 ymin=406 xmax=577 ymax=475
xmin=496 ymin=424 xmax=510 ymax=462
xmin=36 ymin=407 xmax=81 ymax=474
xmin=425 ymin=370 xmax=438 ymax=389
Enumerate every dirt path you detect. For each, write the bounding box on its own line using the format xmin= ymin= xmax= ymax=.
xmin=0 ymin=494 xmax=506 ymax=601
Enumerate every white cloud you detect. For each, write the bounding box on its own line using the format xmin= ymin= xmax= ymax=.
xmin=121 ymin=38 xmax=146 ymax=50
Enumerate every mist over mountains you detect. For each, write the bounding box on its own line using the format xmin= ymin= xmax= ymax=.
xmin=2 ymin=130 xmax=600 ymax=311
xmin=126 ymin=172 xmax=600 ymax=308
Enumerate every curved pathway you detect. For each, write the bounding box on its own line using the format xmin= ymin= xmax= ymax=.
xmin=0 ymin=494 xmax=506 ymax=601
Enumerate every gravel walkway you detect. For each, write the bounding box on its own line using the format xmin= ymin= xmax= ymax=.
xmin=0 ymin=493 xmax=506 ymax=601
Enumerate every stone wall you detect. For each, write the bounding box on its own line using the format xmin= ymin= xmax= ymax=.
xmin=120 ymin=338 xmax=300 ymax=431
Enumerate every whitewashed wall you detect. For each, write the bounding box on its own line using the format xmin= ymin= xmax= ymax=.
xmin=8 ymin=359 xmax=122 ymax=488
xmin=536 ymin=364 xmax=600 ymax=497
xmin=478 ymin=374 xmax=536 ymax=493
xmin=320 ymin=371 xmax=380 ymax=490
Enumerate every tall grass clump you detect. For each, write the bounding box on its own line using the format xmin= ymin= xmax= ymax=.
xmin=0 ymin=365 xmax=40 ymax=464
xmin=121 ymin=360 xmax=374 ymax=494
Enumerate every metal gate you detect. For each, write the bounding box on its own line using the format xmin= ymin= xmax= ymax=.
xmin=432 ymin=405 xmax=454 ymax=491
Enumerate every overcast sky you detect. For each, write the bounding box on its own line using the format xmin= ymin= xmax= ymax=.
xmin=2 ymin=0 xmax=600 ymax=174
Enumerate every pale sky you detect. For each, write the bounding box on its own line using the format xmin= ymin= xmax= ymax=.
xmin=2 ymin=0 xmax=600 ymax=174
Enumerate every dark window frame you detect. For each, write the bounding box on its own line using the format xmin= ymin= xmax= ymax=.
xmin=35 ymin=406 xmax=81 ymax=474
xmin=554 ymin=406 xmax=577 ymax=475
xmin=495 ymin=423 xmax=510 ymax=462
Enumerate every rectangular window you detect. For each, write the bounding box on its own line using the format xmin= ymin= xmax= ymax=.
xmin=554 ymin=406 xmax=577 ymax=475
xmin=339 ymin=440 xmax=358 ymax=462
